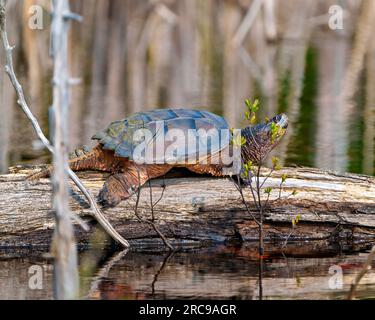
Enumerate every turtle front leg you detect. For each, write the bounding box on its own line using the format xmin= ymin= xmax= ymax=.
xmin=97 ymin=164 xmax=172 ymax=207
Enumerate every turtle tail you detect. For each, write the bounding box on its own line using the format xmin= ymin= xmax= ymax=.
xmin=27 ymin=145 xmax=103 ymax=180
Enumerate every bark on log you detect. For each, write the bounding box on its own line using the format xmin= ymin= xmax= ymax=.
xmin=0 ymin=165 xmax=374 ymax=249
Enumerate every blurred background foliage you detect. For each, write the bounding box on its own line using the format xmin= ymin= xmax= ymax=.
xmin=0 ymin=0 xmax=374 ymax=175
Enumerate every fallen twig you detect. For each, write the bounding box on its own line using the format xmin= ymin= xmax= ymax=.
xmin=348 ymin=245 xmax=375 ymax=300
xmin=0 ymin=1 xmax=129 ymax=248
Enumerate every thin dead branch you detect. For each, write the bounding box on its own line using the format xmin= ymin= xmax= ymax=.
xmin=50 ymin=0 xmax=78 ymax=300
xmin=134 ymin=170 xmax=174 ymax=251
xmin=348 ymin=245 xmax=375 ymax=300
xmin=0 ymin=1 xmax=129 ymax=248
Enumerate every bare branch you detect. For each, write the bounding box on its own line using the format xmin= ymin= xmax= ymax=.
xmin=50 ymin=0 xmax=79 ymax=300
xmin=232 ymin=0 xmax=263 ymax=47
xmin=259 ymin=168 xmax=274 ymax=189
xmin=348 ymin=245 xmax=375 ymax=300
xmin=134 ymin=170 xmax=174 ymax=251
xmin=230 ymin=176 xmax=260 ymax=226
xmin=0 ymin=1 xmax=129 ymax=248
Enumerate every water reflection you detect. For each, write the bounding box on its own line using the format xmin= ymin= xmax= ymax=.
xmin=1 ymin=243 xmax=375 ymax=300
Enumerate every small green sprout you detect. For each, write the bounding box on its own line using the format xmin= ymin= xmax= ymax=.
xmin=232 ymin=135 xmax=246 ymax=147
xmin=296 ymin=276 xmax=302 ymax=287
xmin=230 ymin=128 xmax=246 ymax=147
xmin=241 ymin=170 xmax=249 ymax=178
xmin=264 ymin=187 xmax=273 ymax=195
xmin=281 ymin=173 xmax=287 ymax=183
xmin=245 ymin=98 xmax=259 ymax=113
xmin=292 ymin=214 xmax=301 ymax=227
xmin=242 ymin=160 xmax=255 ymax=178
xmin=270 ymin=122 xmax=281 ymax=144
xmin=243 ymin=160 xmax=255 ymax=172
xmin=272 ymin=157 xmax=282 ymax=170
xmin=244 ymin=99 xmax=259 ymax=125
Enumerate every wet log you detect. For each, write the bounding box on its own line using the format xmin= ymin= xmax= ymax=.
xmin=0 ymin=165 xmax=374 ymax=248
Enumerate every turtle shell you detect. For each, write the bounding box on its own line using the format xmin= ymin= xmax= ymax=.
xmin=92 ymin=108 xmax=230 ymax=164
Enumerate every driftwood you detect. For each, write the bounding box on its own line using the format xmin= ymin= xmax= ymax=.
xmin=0 ymin=165 xmax=374 ymax=249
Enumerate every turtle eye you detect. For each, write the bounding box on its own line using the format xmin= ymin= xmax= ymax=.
xmin=272 ymin=115 xmax=282 ymax=123
xmin=271 ymin=114 xmax=288 ymax=129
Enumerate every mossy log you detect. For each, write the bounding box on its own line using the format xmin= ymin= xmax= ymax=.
xmin=0 ymin=165 xmax=374 ymax=249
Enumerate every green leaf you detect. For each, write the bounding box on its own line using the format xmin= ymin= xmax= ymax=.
xmin=281 ymin=173 xmax=287 ymax=183
xmin=244 ymin=99 xmax=260 ymax=124
xmin=271 ymin=157 xmax=282 ymax=171
xmin=251 ymin=99 xmax=259 ymax=113
xmin=244 ymin=111 xmax=250 ymax=120
xmin=264 ymin=187 xmax=272 ymax=194
xmin=231 ymin=131 xmax=246 ymax=147
xmin=272 ymin=157 xmax=279 ymax=167
xmin=250 ymin=114 xmax=256 ymax=125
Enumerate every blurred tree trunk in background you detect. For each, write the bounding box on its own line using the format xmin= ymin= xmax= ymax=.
xmin=270 ymin=0 xmax=317 ymax=166
xmin=343 ymin=0 xmax=375 ymax=103
xmin=315 ymin=33 xmax=351 ymax=172
xmin=50 ymin=0 xmax=79 ymax=299
xmin=0 ymin=1 xmax=17 ymax=172
xmin=363 ymin=39 xmax=375 ymax=175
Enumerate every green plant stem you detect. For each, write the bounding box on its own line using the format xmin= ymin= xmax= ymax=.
xmin=256 ymin=163 xmax=264 ymax=255
xmin=232 ymin=176 xmax=260 ymax=225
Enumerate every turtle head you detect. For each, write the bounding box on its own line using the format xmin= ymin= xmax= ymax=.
xmin=241 ymin=113 xmax=288 ymax=164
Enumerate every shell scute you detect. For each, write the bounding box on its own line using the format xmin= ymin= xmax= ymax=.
xmin=92 ymin=108 xmax=229 ymax=162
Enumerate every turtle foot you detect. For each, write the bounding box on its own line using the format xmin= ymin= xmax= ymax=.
xmin=97 ymin=187 xmax=123 ymax=208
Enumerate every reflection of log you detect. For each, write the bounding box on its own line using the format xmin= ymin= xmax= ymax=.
xmin=0 ymin=166 xmax=374 ymax=248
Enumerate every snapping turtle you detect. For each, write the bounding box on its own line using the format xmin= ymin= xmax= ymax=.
xmin=31 ymin=109 xmax=288 ymax=207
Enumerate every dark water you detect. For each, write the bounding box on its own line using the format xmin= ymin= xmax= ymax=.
xmin=1 ymin=244 xmax=375 ymax=300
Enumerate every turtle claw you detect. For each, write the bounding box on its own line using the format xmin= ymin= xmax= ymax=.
xmin=82 ymin=145 xmax=91 ymax=153
xmin=69 ymin=145 xmax=92 ymax=160
xmin=75 ymin=149 xmax=85 ymax=157
xmin=68 ymin=151 xmax=77 ymax=160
